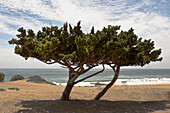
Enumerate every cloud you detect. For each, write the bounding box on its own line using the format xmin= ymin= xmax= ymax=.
xmin=0 ymin=21 xmax=16 ymax=35
xmin=113 ymin=12 xmax=170 ymax=37
xmin=0 ymin=0 xmax=170 ymax=68
xmin=0 ymin=0 xmax=110 ymax=31
xmin=0 ymin=38 xmax=10 ymax=47
xmin=0 ymin=13 xmax=49 ymax=36
xmin=0 ymin=45 xmax=61 ymax=68
xmin=1 ymin=0 xmax=169 ymax=32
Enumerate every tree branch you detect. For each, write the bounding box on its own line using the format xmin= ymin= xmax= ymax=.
xmin=73 ymin=65 xmax=80 ymax=70
xmin=68 ymin=73 xmax=80 ymax=84
xmin=57 ymin=60 xmax=65 ymax=65
xmin=74 ymin=64 xmax=105 ymax=85
xmin=44 ymin=61 xmax=57 ymax=64
xmin=63 ymin=60 xmax=76 ymax=73
xmin=107 ymin=63 xmax=116 ymax=72
xmin=79 ymin=64 xmax=97 ymax=75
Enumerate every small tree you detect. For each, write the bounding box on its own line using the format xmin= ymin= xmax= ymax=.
xmin=9 ymin=22 xmax=162 ymax=100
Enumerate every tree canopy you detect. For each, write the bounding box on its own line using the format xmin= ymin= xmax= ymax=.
xmin=9 ymin=21 xmax=162 ymax=100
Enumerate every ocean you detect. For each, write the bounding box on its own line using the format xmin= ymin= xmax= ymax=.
xmin=0 ymin=68 xmax=170 ymax=86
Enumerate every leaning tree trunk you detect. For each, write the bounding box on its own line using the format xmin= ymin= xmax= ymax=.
xmin=61 ymin=82 xmax=74 ymax=100
xmin=61 ymin=70 xmax=77 ymax=100
xmin=94 ymin=65 xmax=120 ymax=100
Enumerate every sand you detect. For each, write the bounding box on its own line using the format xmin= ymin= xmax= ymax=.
xmin=0 ymin=80 xmax=170 ymax=113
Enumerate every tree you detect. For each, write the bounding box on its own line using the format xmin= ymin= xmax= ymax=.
xmin=9 ymin=22 xmax=162 ymax=100
xmin=93 ymin=27 xmax=162 ymax=100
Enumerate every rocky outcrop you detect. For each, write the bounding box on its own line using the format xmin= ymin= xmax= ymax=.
xmin=26 ymin=75 xmax=54 ymax=85
xmin=10 ymin=75 xmax=24 ymax=81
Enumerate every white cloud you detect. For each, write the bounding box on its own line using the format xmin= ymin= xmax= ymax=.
xmin=161 ymin=0 xmax=167 ymax=3
xmin=110 ymin=11 xmax=170 ymax=49
xmin=0 ymin=0 xmax=170 ymax=68
xmin=0 ymin=21 xmax=16 ymax=35
xmin=0 ymin=13 xmax=49 ymax=36
xmin=0 ymin=0 xmax=110 ymax=31
xmin=0 ymin=38 xmax=9 ymax=46
xmin=1 ymin=0 xmax=169 ymax=32
xmin=0 ymin=0 xmax=57 ymax=19
xmin=0 ymin=45 xmax=61 ymax=68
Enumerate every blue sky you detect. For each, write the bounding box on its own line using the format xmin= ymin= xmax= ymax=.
xmin=0 ymin=0 xmax=170 ymax=69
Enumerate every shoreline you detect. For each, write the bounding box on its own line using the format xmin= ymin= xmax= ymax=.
xmin=0 ymin=80 xmax=170 ymax=113
xmin=52 ymin=77 xmax=170 ymax=86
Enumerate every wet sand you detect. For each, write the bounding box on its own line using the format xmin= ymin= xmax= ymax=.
xmin=0 ymin=80 xmax=170 ymax=113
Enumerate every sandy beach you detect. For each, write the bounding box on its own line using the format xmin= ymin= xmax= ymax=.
xmin=0 ymin=79 xmax=170 ymax=113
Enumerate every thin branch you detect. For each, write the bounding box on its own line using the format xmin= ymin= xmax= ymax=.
xmin=74 ymin=64 xmax=105 ymax=85
xmin=79 ymin=64 xmax=97 ymax=75
xmin=78 ymin=64 xmax=84 ymax=72
xmin=76 ymin=59 xmax=88 ymax=72
xmin=76 ymin=55 xmax=105 ymax=74
xmin=115 ymin=65 xmax=120 ymax=74
xmin=107 ymin=63 xmax=116 ymax=72
xmin=45 ymin=61 xmax=57 ymax=64
xmin=60 ymin=66 xmax=67 ymax=68
xmin=57 ymin=60 xmax=65 ymax=65
xmin=44 ymin=60 xmax=66 ymax=66
xmin=73 ymin=65 xmax=80 ymax=69
xmin=63 ymin=60 xmax=75 ymax=73
xmin=111 ymin=65 xmax=116 ymax=72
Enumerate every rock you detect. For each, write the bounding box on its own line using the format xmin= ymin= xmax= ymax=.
xmin=0 ymin=73 xmax=5 ymax=82
xmin=94 ymin=82 xmax=105 ymax=86
xmin=10 ymin=75 xmax=24 ymax=81
xmin=26 ymin=75 xmax=54 ymax=85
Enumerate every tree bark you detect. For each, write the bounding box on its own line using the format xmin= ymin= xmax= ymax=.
xmin=61 ymin=83 xmax=73 ymax=100
xmin=94 ymin=65 xmax=120 ymax=100
xmin=61 ymin=70 xmax=75 ymax=100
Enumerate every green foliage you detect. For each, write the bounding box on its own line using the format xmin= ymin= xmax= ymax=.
xmin=0 ymin=73 xmax=5 ymax=82
xmin=9 ymin=22 xmax=162 ymax=68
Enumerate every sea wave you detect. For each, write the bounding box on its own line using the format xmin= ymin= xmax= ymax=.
xmin=52 ymin=78 xmax=170 ymax=86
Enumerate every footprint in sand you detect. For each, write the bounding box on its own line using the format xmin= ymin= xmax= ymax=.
xmin=0 ymin=88 xmax=6 ymax=91
xmin=8 ymin=88 xmax=20 ymax=91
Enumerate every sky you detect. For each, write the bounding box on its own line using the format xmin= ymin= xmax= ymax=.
xmin=0 ymin=0 xmax=170 ymax=69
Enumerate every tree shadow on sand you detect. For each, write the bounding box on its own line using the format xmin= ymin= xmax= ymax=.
xmin=15 ymin=100 xmax=170 ymax=113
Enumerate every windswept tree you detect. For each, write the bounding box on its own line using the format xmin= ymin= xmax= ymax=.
xmin=9 ymin=22 xmax=162 ymax=100
xmin=93 ymin=27 xmax=162 ymax=100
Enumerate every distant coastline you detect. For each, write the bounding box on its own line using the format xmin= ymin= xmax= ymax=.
xmin=0 ymin=68 xmax=170 ymax=86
